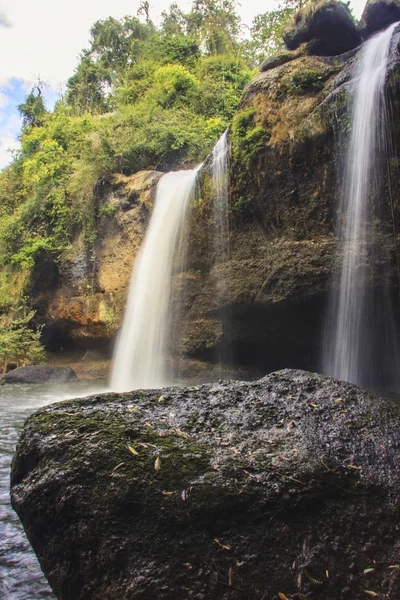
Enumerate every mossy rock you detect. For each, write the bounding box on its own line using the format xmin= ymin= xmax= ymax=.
xmin=359 ymin=0 xmax=400 ymax=39
xmin=11 ymin=369 xmax=400 ymax=599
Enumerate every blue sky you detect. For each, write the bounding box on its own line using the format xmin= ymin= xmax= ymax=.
xmin=0 ymin=0 xmax=366 ymax=171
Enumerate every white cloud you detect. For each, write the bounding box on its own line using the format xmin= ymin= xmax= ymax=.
xmin=0 ymin=135 xmax=19 ymax=168
xmin=0 ymin=112 xmax=21 ymax=169
xmin=0 ymin=92 xmax=9 ymax=108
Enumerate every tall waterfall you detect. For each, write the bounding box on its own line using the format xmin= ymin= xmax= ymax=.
xmin=323 ymin=23 xmax=400 ymax=390
xmin=111 ymin=168 xmax=199 ymax=392
xmin=211 ymin=130 xmax=231 ymax=367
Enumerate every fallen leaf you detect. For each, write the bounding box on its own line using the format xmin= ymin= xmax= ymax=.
xmin=162 ymin=491 xmax=174 ymax=496
xmin=113 ymin=462 xmax=126 ymax=471
xmin=287 ymin=420 xmax=295 ymax=432
xmin=128 ymin=445 xmax=139 ymax=456
xmin=304 ymin=570 xmax=323 ymax=584
xmin=228 ymin=567 xmax=233 ymax=586
xmin=214 ymin=538 xmax=231 ymax=551
xmin=364 ymin=568 xmax=375 ymax=574
xmin=364 ymin=592 xmax=378 ymax=598
xmin=335 ymin=397 xmax=342 ymax=403
xmin=158 ymin=395 xmax=164 ymax=403
xmin=326 ymin=570 xmax=329 ymax=578
xmin=389 ymin=565 xmax=399 ymax=569
xmin=310 ymin=403 xmax=318 ymax=408
xmin=155 ymin=456 xmax=161 ymax=471
xmin=278 ymin=593 xmax=289 ymax=600
xmin=349 ymin=465 xmax=362 ymax=471
xmin=169 ymin=412 xmax=175 ymax=417
xmin=181 ymin=489 xmax=187 ymax=501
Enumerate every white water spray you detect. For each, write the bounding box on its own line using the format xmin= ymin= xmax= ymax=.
xmin=323 ymin=23 xmax=400 ymax=388
xmin=111 ymin=168 xmax=199 ymax=392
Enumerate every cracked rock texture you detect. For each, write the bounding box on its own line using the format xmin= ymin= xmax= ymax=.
xmin=11 ymin=369 xmax=400 ymax=599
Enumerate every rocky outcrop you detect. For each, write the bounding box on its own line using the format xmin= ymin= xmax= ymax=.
xmin=39 ymin=170 xmax=163 ymax=351
xmin=11 ymin=369 xmax=400 ymax=599
xmin=2 ymin=365 xmax=78 ymax=384
xmin=33 ymin=27 xmax=400 ymax=380
xmin=359 ymin=0 xmax=400 ymax=39
xmin=283 ymin=0 xmax=361 ymax=56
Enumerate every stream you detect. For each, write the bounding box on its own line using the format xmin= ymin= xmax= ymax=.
xmin=0 ymin=380 xmax=108 ymax=599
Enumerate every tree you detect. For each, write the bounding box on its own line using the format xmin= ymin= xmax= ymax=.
xmin=0 ymin=309 xmax=46 ymax=373
xmin=249 ymin=0 xmax=309 ymax=63
xmin=18 ymin=83 xmax=47 ymax=129
xmin=186 ymin=0 xmax=242 ymax=55
xmin=66 ymin=16 xmax=155 ymax=115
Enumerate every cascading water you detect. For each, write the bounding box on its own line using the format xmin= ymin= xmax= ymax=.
xmin=211 ymin=130 xmax=231 ymax=367
xmin=111 ymin=168 xmax=199 ymax=392
xmin=323 ymin=23 xmax=400 ymax=391
xmin=212 ymin=130 xmax=230 ymax=261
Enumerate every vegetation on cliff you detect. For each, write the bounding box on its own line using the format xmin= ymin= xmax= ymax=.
xmin=0 ymin=0 xmax=331 ymax=367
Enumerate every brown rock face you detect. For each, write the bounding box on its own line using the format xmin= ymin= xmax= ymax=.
xmin=41 ymin=170 xmax=163 ymax=351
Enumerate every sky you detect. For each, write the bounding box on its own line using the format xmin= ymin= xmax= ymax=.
xmin=0 ymin=0 xmax=367 ymax=170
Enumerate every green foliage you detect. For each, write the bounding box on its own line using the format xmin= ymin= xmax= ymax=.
xmin=0 ymin=0 xmax=269 ymax=300
xmin=18 ymin=83 xmax=48 ymax=129
xmin=230 ymin=107 xmax=269 ymax=212
xmin=248 ymin=0 xmax=315 ymax=64
xmin=231 ymin=107 xmax=269 ymax=168
xmin=0 ymin=308 xmax=46 ymax=373
xmin=278 ymin=67 xmax=326 ymax=96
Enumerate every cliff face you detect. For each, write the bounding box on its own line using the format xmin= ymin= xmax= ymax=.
xmin=38 ymin=33 xmax=400 ymax=377
xmin=39 ymin=171 xmax=162 ymax=352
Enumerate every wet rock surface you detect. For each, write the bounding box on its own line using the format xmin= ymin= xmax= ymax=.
xmin=11 ymin=369 xmax=400 ymax=599
xmin=2 ymin=365 xmax=78 ymax=384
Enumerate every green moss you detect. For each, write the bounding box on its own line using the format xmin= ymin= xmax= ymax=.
xmin=278 ymin=67 xmax=326 ymax=97
xmin=230 ymin=107 xmax=269 ymax=212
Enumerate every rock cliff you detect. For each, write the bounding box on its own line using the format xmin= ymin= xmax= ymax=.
xmin=35 ymin=17 xmax=400 ymax=380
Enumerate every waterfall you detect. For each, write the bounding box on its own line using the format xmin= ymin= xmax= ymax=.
xmin=323 ymin=23 xmax=400 ymax=390
xmin=212 ymin=130 xmax=230 ymax=261
xmin=211 ymin=130 xmax=232 ymax=368
xmin=111 ymin=168 xmax=199 ymax=392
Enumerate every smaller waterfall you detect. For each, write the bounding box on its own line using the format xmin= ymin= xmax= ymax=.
xmin=111 ymin=168 xmax=199 ymax=392
xmin=212 ymin=130 xmax=230 ymax=260
xmin=323 ymin=23 xmax=400 ymax=390
xmin=211 ymin=130 xmax=231 ymax=368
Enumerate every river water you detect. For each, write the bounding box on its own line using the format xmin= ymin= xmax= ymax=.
xmin=0 ymin=380 xmax=108 ymax=599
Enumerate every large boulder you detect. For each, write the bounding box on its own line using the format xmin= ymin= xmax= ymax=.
xmin=2 ymin=365 xmax=78 ymax=384
xmin=359 ymin=0 xmax=400 ymax=39
xmin=283 ymin=0 xmax=361 ymax=56
xmin=11 ymin=370 xmax=400 ymax=599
